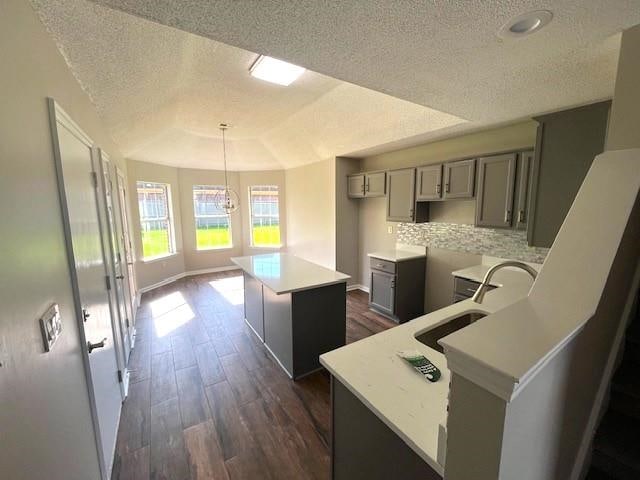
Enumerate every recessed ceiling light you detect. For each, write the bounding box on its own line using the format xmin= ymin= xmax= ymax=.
xmin=249 ymin=55 xmax=306 ymax=86
xmin=498 ymin=10 xmax=553 ymax=39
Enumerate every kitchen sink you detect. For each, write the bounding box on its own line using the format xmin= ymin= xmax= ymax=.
xmin=414 ymin=312 xmax=487 ymax=353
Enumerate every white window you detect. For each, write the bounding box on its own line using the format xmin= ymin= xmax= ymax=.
xmin=136 ymin=181 xmax=175 ymax=259
xmin=249 ymin=185 xmax=281 ymax=247
xmin=193 ymin=185 xmax=233 ymax=250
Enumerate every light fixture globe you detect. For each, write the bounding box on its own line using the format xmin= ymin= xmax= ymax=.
xmin=214 ymin=123 xmax=240 ymax=214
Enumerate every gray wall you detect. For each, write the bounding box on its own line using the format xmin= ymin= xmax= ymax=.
xmin=335 ymin=157 xmax=361 ymax=285
xmin=355 ymin=121 xmax=537 ymax=311
xmin=0 ymin=0 xmax=129 ymax=477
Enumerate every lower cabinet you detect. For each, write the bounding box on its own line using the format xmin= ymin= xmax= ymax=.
xmin=369 ymin=256 xmax=426 ymax=323
xmin=452 ymin=276 xmax=496 ymax=303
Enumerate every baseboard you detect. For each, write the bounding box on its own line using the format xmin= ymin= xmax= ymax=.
xmin=347 ymin=284 xmax=369 ymax=293
xmin=138 ymin=265 xmax=241 ymax=294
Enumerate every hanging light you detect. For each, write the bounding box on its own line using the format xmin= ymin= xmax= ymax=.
xmin=214 ymin=123 xmax=240 ymax=214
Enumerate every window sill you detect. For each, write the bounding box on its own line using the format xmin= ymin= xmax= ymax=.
xmin=196 ymin=246 xmax=235 ymax=252
xmin=250 ymin=244 xmax=283 ymax=250
xmin=141 ymin=252 xmax=180 ymax=264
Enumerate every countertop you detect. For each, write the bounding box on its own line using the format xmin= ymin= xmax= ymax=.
xmin=231 ymin=253 xmax=350 ymax=295
xmin=452 ymin=263 xmax=539 ymax=288
xmin=320 ymin=271 xmax=532 ymax=475
xmin=367 ymin=250 xmax=426 ymax=262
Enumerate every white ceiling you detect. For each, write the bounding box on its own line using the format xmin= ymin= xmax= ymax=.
xmin=31 ymin=0 xmax=466 ymax=170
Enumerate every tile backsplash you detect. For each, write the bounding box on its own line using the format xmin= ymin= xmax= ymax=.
xmin=397 ymin=222 xmax=549 ymax=264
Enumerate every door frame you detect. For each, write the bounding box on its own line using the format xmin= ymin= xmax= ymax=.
xmin=95 ymin=149 xmax=130 ymax=397
xmin=48 ymin=98 xmax=111 ymax=480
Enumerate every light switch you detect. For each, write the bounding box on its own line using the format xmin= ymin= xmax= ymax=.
xmin=40 ymin=304 xmax=62 ymax=352
xmin=387 ymin=225 xmax=393 ymax=234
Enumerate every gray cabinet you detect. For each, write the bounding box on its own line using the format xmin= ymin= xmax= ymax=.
xmin=347 ymin=174 xmax=366 ymax=198
xmin=475 ymin=153 xmax=517 ymax=228
xmin=452 ymin=276 xmax=496 ymax=303
xmin=444 ymin=158 xmax=475 ymax=199
xmin=416 ymin=164 xmax=443 ymax=201
xmin=528 ymin=101 xmax=611 ymax=247
xmin=365 ymin=171 xmax=386 ymax=197
xmin=369 ymin=256 xmax=426 ymax=323
xmin=386 ymin=168 xmax=416 ymax=222
xmin=514 ymin=150 xmax=534 ymax=230
xmin=348 ymin=171 xmax=386 ymax=198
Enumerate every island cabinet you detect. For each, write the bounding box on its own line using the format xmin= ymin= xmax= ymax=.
xmin=232 ymin=253 xmax=349 ymax=379
xmin=332 ymin=377 xmax=441 ymax=480
xmin=347 ymin=171 xmax=386 ymax=198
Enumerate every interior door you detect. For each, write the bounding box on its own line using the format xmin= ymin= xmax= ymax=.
xmin=50 ymin=100 xmax=121 ymax=479
xmin=116 ymin=169 xmax=137 ymax=323
xmin=97 ymin=151 xmax=131 ymax=383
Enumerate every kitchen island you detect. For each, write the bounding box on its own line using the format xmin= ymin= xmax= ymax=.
xmin=232 ymin=253 xmax=350 ymax=379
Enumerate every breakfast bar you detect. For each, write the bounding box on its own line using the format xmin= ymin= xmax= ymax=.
xmin=232 ymin=253 xmax=350 ymax=379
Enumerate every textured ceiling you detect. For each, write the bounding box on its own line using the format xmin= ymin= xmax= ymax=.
xmin=31 ymin=0 xmax=466 ymax=170
xmin=87 ymin=0 xmax=640 ymax=127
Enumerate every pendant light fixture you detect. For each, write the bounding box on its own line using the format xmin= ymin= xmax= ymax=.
xmin=214 ymin=123 xmax=240 ymax=214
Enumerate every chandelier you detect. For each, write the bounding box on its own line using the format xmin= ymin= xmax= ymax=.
xmin=214 ymin=123 xmax=240 ymax=214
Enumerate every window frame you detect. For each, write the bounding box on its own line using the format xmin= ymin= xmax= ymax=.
xmin=248 ymin=185 xmax=282 ymax=249
xmin=192 ymin=184 xmax=234 ymax=251
xmin=136 ymin=181 xmax=176 ymax=261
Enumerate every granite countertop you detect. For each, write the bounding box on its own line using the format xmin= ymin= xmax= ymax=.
xmin=231 ymin=253 xmax=350 ymax=295
xmin=320 ymin=274 xmax=531 ymax=475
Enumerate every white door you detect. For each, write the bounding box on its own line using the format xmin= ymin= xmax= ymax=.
xmin=115 ymin=168 xmax=137 ymax=335
xmin=50 ymin=101 xmax=121 ymax=479
xmin=98 ymin=153 xmax=132 ymax=362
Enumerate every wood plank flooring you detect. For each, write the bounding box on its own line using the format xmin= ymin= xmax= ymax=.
xmin=111 ymin=271 xmax=395 ymax=480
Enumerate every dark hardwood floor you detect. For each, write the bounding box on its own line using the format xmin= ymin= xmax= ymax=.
xmin=112 ymin=270 xmax=395 ymax=480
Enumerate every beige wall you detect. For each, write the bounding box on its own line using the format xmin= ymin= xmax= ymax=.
xmin=285 ymin=158 xmax=337 ymax=269
xmin=128 ymin=161 xmax=287 ymax=289
xmin=356 ymin=122 xmax=537 ymax=306
xmin=0 ymin=0 xmax=130 ymax=477
xmin=606 ymin=24 xmax=640 ymax=151
xmin=128 ymin=160 xmax=186 ymax=289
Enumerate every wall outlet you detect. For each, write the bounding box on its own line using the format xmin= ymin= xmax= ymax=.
xmin=40 ymin=304 xmax=62 ymax=352
xmin=387 ymin=225 xmax=393 ymax=234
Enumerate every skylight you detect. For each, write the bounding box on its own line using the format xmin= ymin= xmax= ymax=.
xmin=249 ymin=55 xmax=306 ymax=86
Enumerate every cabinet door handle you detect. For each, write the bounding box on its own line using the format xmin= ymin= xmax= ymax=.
xmin=505 ymin=210 xmax=512 ymax=224
xmin=436 ymin=184 xmax=441 ymax=194
xmin=518 ymin=210 xmax=525 ymax=222
xmin=366 ymin=181 xmax=370 ymax=192
xmin=445 ymin=183 xmax=450 ymax=193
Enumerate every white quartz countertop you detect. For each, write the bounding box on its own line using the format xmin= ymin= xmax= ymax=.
xmin=452 ymin=264 xmax=538 ymax=288
xmin=320 ymin=272 xmax=531 ymax=476
xmin=231 ymin=253 xmax=350 ymax=295
xmin=367 ymin=250 xmax=426 ymax=262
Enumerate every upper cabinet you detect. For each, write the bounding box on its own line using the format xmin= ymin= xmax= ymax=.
xmin=347 ymin=173 xmax=366 ymax=198
xmin=475 ymin=151 xmax=534 ymax=230
xmin=527 ymin=101 xmax=611 ymax=247
xmin=475 ymin=153 xmax=517 ymax=228
xmin=347 ymin=171 xmax=386 ymax=198
xmin=416 ymin=164 xmax=442 ymax=201
xmin=386 ymin=168 xmax=416 ymax=222
xmin=443 ymin=158 xmax=476 ymax=199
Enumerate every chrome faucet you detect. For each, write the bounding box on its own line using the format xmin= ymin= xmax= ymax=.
xmin=472 ymin=261 xmax=538 ymax=303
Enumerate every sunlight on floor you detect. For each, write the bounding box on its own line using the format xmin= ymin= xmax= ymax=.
xmin=153 ymin=303 xmax=195 ymax=337
xmin=209 ymin=276 xmax=244 ymax=306
xmin=150 ymin=291 xmax=188 ymax=317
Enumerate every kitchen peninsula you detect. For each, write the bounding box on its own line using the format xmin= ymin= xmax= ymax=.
xmin=232 ymin=253 xmax=350 ymax=379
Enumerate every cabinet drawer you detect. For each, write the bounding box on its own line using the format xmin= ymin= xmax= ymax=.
xmin=453 ymin=277 xmax=496 ymax=297
xmin=370 ymin=257 xmax=397 ymax=274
